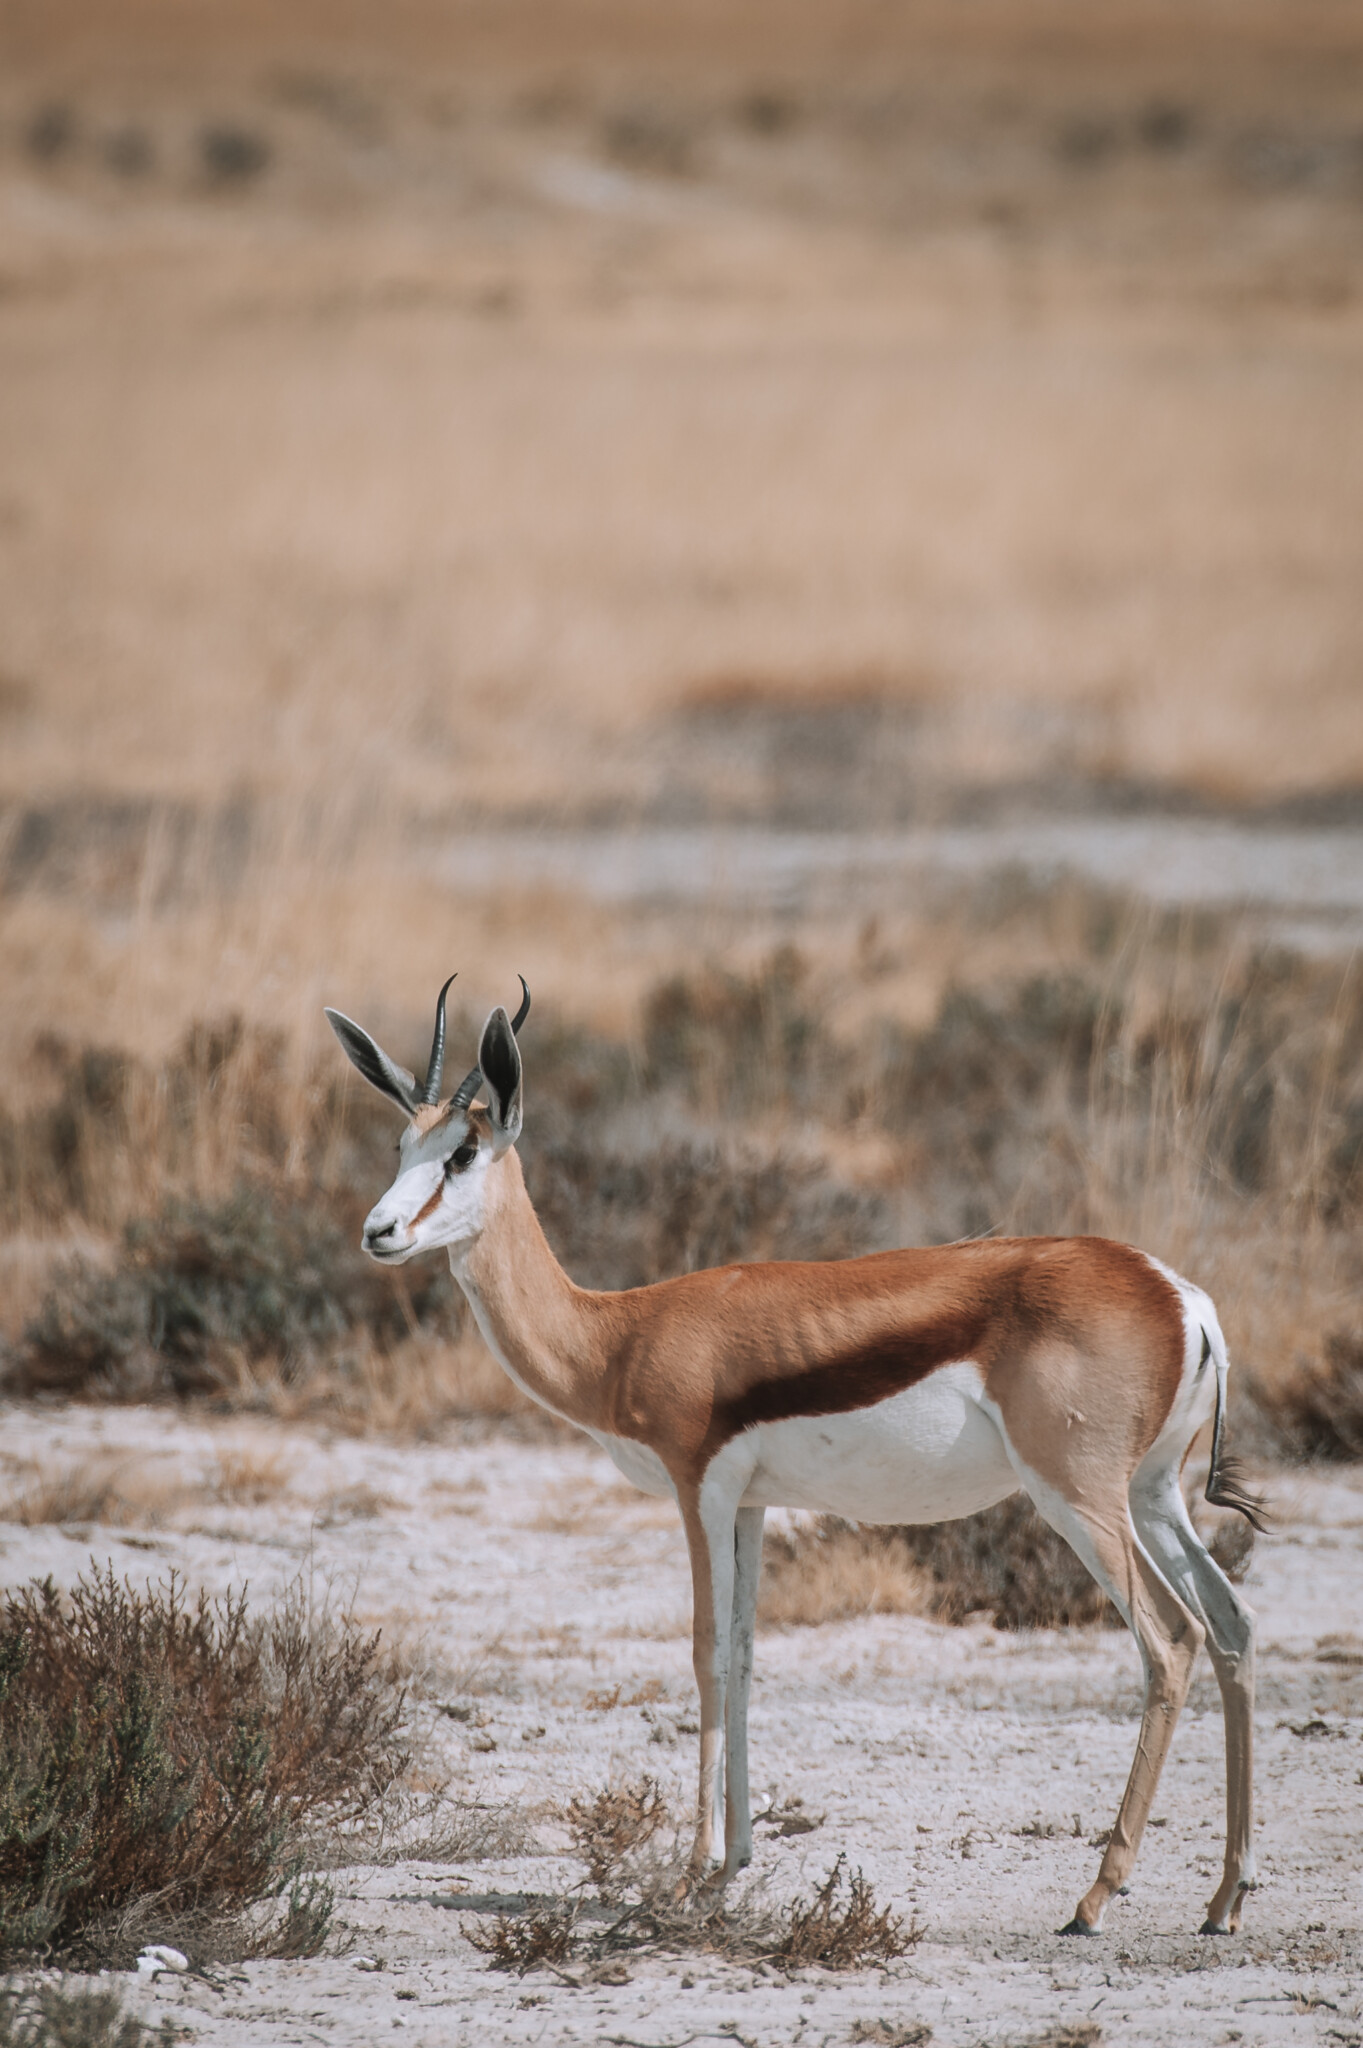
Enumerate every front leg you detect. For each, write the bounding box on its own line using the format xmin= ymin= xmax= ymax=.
xmin=679 ymin=1485 xmax=738 ymax=1883
xmin=723 ymin=1505 xmax=765 ymax=1880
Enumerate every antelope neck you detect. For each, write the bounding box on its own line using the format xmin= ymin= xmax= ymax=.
xmin=450 ymin=1151 xmax=619 ymax=1430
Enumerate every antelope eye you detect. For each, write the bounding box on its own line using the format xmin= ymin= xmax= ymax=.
xmin=445 ymin=1141 xmax=478 ymax=1176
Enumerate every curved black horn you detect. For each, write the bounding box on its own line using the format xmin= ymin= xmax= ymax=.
xmin=420 ymin=974 xmax=457 ymax=1107
xmin=449 ymin=976 xmax=531 ymax=1111
xmin=510 ymin=975 xmax=531 ymax=1035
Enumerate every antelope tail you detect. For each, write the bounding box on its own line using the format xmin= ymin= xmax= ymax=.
xmin=1202 ymin=1326 xmax=1272 ymax=1534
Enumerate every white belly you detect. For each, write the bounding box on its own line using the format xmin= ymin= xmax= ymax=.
xmin=592 ymin=1363 xmax=1018 ymax=1526
xmin=736 ymin=1362 xmax=1017 ymax=1523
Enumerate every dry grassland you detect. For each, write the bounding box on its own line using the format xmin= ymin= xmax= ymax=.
xmin=0 ymin=6 xmax=1359 ymax=1506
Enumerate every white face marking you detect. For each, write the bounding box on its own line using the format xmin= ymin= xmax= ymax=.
xmin=360 ymin=1112 xmax=491 ymax=1264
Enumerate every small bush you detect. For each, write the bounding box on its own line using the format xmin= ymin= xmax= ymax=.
xmin=6 ymin=1188 xmax=454 ymax=1400
xmin=467 ymin=1901 xmax=579 ymax=1974
xmin=0 ymin=1566 xmax=408 ymax=1963
xmin=771 ymin=1855 xmax=919 ymax=1968
xmin=566 ymin=1779 xmax=668 ymax=1898
xmin=0 ymin=1981 xmax=177 ymax=2048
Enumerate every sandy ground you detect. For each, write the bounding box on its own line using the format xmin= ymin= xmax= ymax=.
xmin=2 ymin=1397 xmax=1360 ymax=2047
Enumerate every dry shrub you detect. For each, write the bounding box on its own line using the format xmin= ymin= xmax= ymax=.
xmin=547 ymin=1779 xmax=915 ymax=1975
xmin=565 ymin=1778 xmax=668 ymax=1897
xmin=0 ymin=1566 xmax=409 ymax=1963
xmin=0 ymin=1980 xmax=177 ymax=2048
xmin=466 ymin=1901 xmax=579 ymax=1974
xmin=898 ymin=1499 xmax=1117 ymax=1630
xmin=588 ymin=1856 xmax=917 ymax=1973
xmin=770 ymin=1854 xmax=920 ymax=1969
xmin=641 ymin=947 xmax=832 ymax=1118
xmin=1022 ymin=2028 xmax=1102 ymax=2048
xmin=850 ymin=2024 xmax=933 ymax=2047
xmin=762 ymin=1502 xmax=1116 ymax=1632
xmin=1247 ymin=1329 xmax=1363 ymax=1462
xmin=4 ymin=1189 xmax=451 ymax=1401
xmin=760 ymin=1519 xmax=927 ymax=1628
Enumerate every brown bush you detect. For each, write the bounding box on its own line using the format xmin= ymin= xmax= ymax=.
xmin=0 ymin=1566 xmax=409 ymax=1963
xmin=770 ymin=1854 xmax=920 ymax=1969
xmin=566 ymin=1778 xmax=669 ymax=1898
xmin=466 ymin=1901 xmax=579 ymax=1974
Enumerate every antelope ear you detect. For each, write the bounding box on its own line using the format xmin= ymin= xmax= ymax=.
xmin=324 ymin=1009 xmax=420 ymax=1115
xmin=478 ymin=1005 xmax=523 ymax=1152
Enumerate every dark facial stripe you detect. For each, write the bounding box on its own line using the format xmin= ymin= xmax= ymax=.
xmin=412 ymin=1182 xmax=445 ymax=1227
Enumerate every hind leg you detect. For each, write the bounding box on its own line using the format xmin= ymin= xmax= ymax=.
xmin=1131 ymin=1468 xmax=1257 ymax=1932
xmin=1012 ymin=1474 xmax=1205 ymax=1932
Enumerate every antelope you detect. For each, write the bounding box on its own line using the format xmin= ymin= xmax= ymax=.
xmin=325 ymin=974 xmax=1265 ymax=1937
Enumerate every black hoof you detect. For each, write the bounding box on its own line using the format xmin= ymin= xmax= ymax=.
xmin=1198 ymin=1920 xmax=1230 ymax=1937
xmin=1057 ymin=1916 xmax=1099 ymax=1937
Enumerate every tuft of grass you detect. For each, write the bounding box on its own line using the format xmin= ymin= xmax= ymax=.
xmin=565 ymin=1778 xmax=668 ymax=1899
xmin=768 ymin=1854 xmax=920 ymax=1969
xmin=0 ymin=1566 xmax=409 ymax=1964
xmin=467 ymin=1901 xmax=579 ymax=1974
xmin=0 ymin=1980 xmax=179 ymax=2048
xmin=759 ymin=1518 xmax=927 ymax=1628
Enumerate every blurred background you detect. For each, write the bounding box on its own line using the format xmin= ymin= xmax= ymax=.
xmin=1 ymin=0 xmax=1360 ymax=1448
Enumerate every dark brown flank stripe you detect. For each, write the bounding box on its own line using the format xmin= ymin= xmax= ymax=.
xmin=707 ymin=1304 xmax=988 ymax=1452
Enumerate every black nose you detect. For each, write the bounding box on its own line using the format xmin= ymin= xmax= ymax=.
xmin=365 ymin=1221 xmax=397 ymax=1245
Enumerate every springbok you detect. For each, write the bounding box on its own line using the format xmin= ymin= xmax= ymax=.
xmin=325 ymin=975 xmax=1264 ymax=1937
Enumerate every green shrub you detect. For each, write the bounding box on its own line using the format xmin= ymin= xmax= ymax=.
xmin=0 ymin=1567 xmax=408 ymax=1963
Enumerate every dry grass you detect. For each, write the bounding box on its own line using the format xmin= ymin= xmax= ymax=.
xmin=0 ymin=1456 xmax=186 ymax=1531
xmin=212 ymin=1446 xmax=293 ymax=1504
xmin=760 ymin=1520 xmax=929 ymax=1629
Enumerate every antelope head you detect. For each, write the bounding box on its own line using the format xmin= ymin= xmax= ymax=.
xmin=324 ymin=974 xmax=529 ymax=1263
